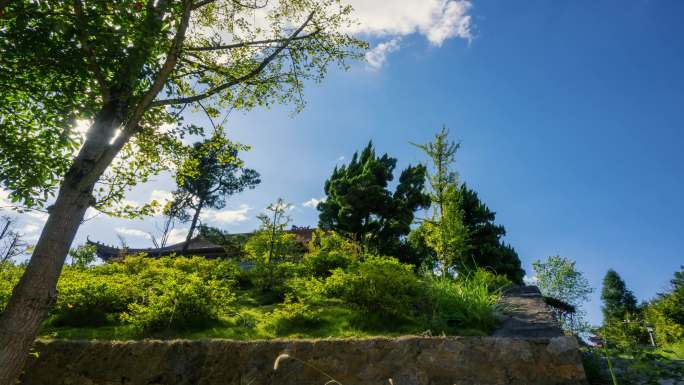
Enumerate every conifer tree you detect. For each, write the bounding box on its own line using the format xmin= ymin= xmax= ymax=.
xmin=317 ymin=142 xmax=429 ymax=255
xmin=601 ymin=269 xmax=639 ymax=322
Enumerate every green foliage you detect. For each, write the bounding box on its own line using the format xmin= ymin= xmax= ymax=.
xmin=601 ymin=269 xmax=638 ymax=323
xmin=122 ymin=273 xmax=232 ymax=333
xmin=412 ymin=127 xmax=468 ymax=274
xmin=423 ymin=269 xmax=507 ymax=334
xmin=0 ymin=262 xmax=23 ymax=312
xmin=248 ymin=261 xmax=302 ymax=299
xmin=420 ymin=185 xmax=469 ymax=275
xmin=51 ymin=267 xmax=142 ymax=327
xmin=317 ymin=142 xmax=430 ymax=255
xmin=302 ymin=230 xmax=356 ymax=277
xmin=532 ymin=255 xmax=593 ymax=334
xmin=0 ymin=1 xmax=364 ymax=210
xmin=48 ymin=256 xmax=238 ymax=333
xmin=68 ymin=243 xmax=97 ymax=268
xmin=641 ymin=266 xmax=684 ymax=346
xmin=453 ymin=184 xmax=525 ymax=284
xmin=198 ymin=225 xmax=249 ymax=257
xmin=262 ymin=299 xmax=324 ymax=336
xmin=323 ymin=256 xmax=422 ymax=321
xmin=170 ymin=134 xmax=260 ymax=245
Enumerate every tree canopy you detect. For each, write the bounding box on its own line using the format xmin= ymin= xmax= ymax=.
xmin=168 ymin=134 xmax=260 ymax=250
xmin=454 ymin=184 xmax=525 ymax=284
xmin=601 ymin=269 xmax=638 ymax=323
xmin=317 ymin=142 xmax=430 ymax=256
xmin=0 ymin=0 xmax=364 ymax=212
xmin=532 ymin=255 xmax=593 ymax=334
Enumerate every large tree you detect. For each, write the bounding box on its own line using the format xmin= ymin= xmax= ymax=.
xmin=601 ymin=269 xmax=638 ymax=323
xmin=0 ymin=1 xmax=363 ymax=381
xmin=317 ymin=142 xmax=430 ymax=256
xmin=455 ymin=184 xmax=525 ymax=284
xmin=169 ymin=135 xmax=260 ymax=252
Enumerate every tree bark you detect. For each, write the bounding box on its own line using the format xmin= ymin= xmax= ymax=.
xmin=182 ymin=200 xmax=204 ymax=254
xmin=0 ymin=105 xmax=124 ymax=385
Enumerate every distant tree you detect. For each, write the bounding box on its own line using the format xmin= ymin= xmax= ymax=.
xmin=169 ymin=135 xmax=260 ymax=253
xmin=246 ymin=199 xmax=299 ymax=263
xmin=198 ymin=225 xmax=249 ymax=258
xmin=657 ymin=265 xmax=684 ymax=326
xmin=0 ymin=216 xmax=28 ymax=263
xmin=317 ymin=142 xmax=430 ymax=256
xmin=533 ymin=255 xmax=593 ymax=334
xmin=601 ymin=269 xmax=638 ymax=323
xmin=67 ymin=244 xmax=97 ymax=269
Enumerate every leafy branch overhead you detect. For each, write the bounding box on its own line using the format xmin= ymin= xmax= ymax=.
xmin=0 ymin=0 xmax=366 ymax=211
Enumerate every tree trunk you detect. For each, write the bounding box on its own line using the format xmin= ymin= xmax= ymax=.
xmin=0 ymin=106 xmax=124 ymax=385
xmin=182 ymin=200 xmax=203 ymax=254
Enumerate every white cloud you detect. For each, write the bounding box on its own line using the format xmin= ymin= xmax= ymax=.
xmin=337 ymin=156 xmax=345 ymax=162
xmin=365 ymin=38 xmax=401 ymax=69
xmin=115 ymin=227 xmax=151 ymax=239
xmin=150 ymin=190 xmax=173 ymax=205
xmin=523 ymin=275 xmax=539 ymax=286
xmin=347 ymin=0 xmax=473 ymax=45
xmin=201 ymin=204 xmax=251 ymax=224
xmin=303 ymin=197 xmax=325 ymax=208
xmin=166 ymin=228 xmax=189 ymax=245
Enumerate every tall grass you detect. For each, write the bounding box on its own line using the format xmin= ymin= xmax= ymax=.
xmin=423 ymin=269 xmax=506 ymax=335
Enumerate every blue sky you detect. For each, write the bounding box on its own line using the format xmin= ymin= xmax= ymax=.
xmin=5 ymin=1 xmax=684 ymax=325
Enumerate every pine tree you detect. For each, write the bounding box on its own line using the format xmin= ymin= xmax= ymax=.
xmin=317 ymin=142 xmax=430 ymax=256
xmin=601 ymin=269 xmax=638 ymax=323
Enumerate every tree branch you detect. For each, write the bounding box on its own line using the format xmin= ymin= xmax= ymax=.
xmin=153 ymin=11 xmax=315 ymax=107
xmin=184 ymin=29 xmax=320 ymax=52
xmin=73 ymin=0 xmax=110 ymax=103
xmin=74 ymin=0 xmax=193 ymax=193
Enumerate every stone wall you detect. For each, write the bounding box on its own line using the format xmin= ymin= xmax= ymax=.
xmin=20 ymin=336 xmax=587 ymax=385
xmin=19 ymin=286 xmax=588 ymax=385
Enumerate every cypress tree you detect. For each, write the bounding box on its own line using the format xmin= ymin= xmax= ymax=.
xmin=601 ymin=269 xmax=638 ymax=322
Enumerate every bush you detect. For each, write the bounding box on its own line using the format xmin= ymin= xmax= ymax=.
xmin=302 ymin=250 xmax=353 ymax=277
xmin=122 ymin=273 xmax=233 ymax=333
xmin=0 ymin=262 xmax=23 ymax=313
xmin=323 ymin=256 xmax=421 ymax=320
xmin=51 ymin=267 xmax=142 ymax=326
xmin=48 ymin=256 xmax=237 ymax=332
xmin=261 ymin=299 xmax=324 ymax=336
xmin=248 ymin=261 xmax=302 ymax=297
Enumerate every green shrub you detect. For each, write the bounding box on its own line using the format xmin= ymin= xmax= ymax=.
xmin=324 ymin=256 xmax=421 ymax=320
xmin=48 ymin=256 xmax=237 ymax=332
xmin=261 ymin=299 xmax=324 ymax=336
xmin=302 ymin=250 xmax=353 ymax=277
xmin=284 ymin=276 xmax=325 ymax=302
xmin=52 ymin=267 xmax=141 ymax=326
xmin=0 ymin=262 xmax=23 ymax=313
xmin=122 ymin=273 xmax=233 ymax=333
xmin=249 ymin=261 xmax=302 ymax=297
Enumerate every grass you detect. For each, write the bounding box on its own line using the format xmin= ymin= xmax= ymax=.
xmin=38 ymin=289 xmax=425 ymax=341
